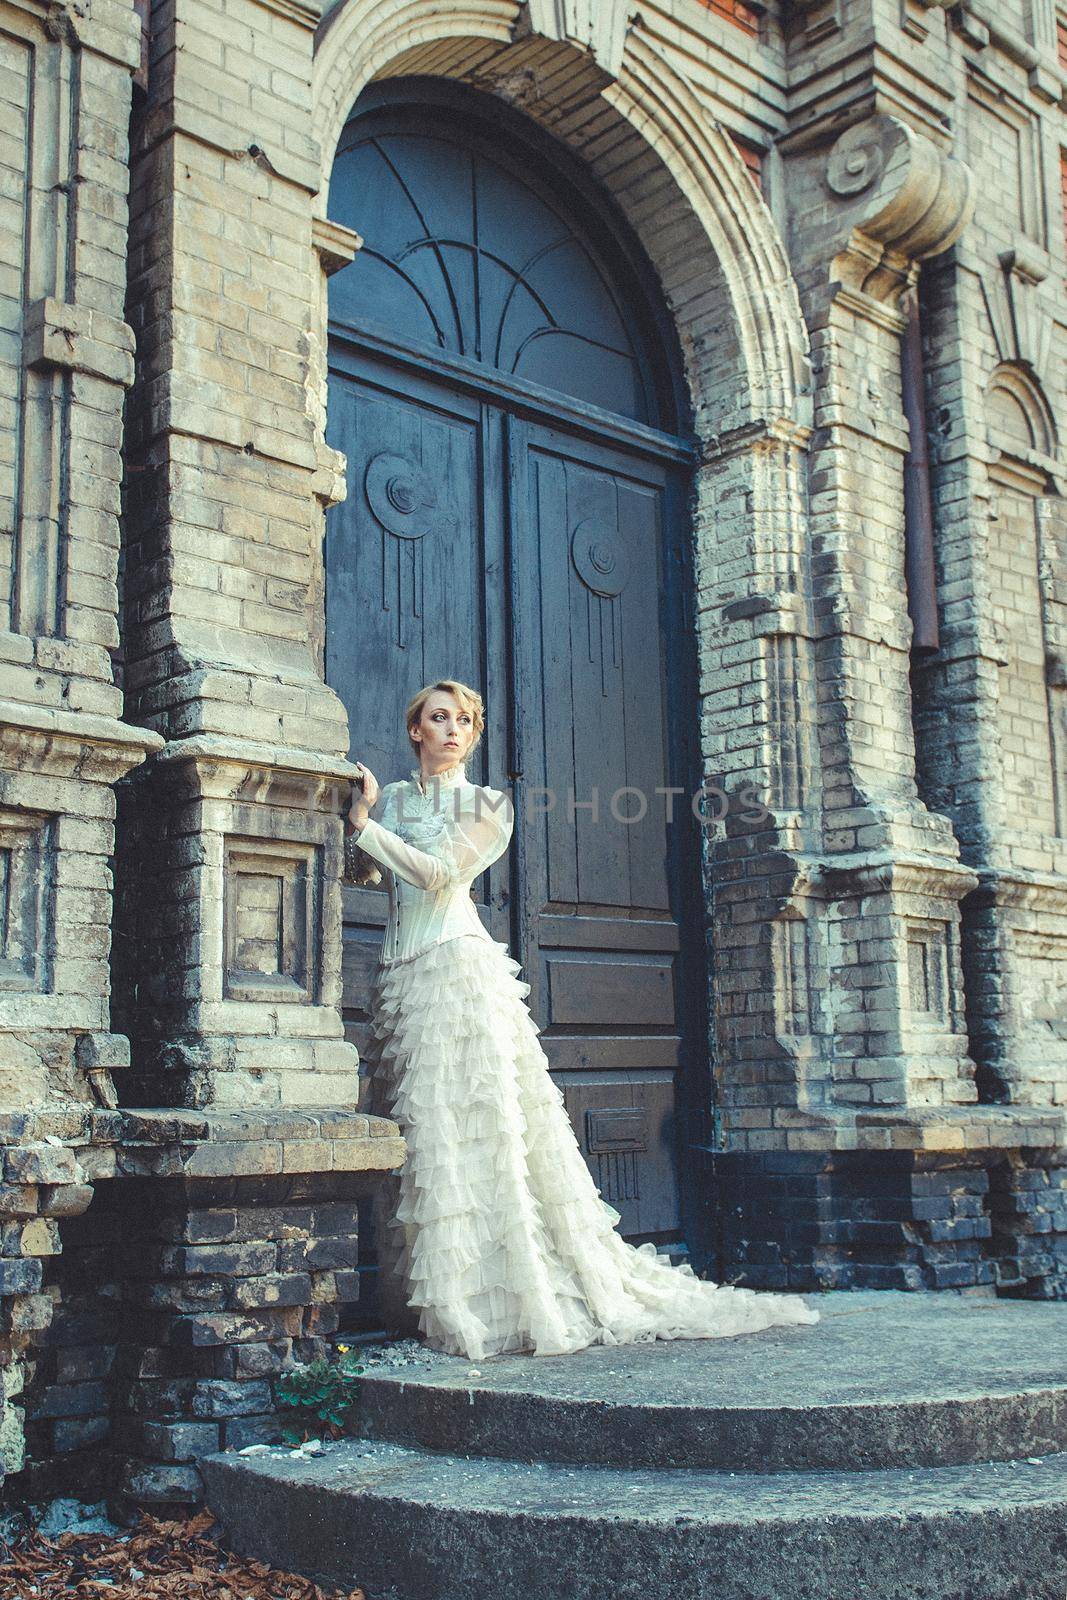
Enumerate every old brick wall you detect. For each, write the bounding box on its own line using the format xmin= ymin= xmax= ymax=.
xmin=910 ymin=0 xmax=1067 ymax=1117
xmin=0 ymin=0 xmax=1065 ymax=1514
xmin=307 ymin=0 xmax=1067 ymax=1286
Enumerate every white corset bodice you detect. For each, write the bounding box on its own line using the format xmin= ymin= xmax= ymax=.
xmin=348 ymin=762 xmax=514 ymax=966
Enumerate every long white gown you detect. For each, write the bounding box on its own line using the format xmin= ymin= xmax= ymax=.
xmin=346 ymin=760 xmax=820 ymax=1361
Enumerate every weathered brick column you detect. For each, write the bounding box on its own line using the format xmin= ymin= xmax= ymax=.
xmin=0 ymin=0 xmax=161 ymax=1480
xmin=100 ymin=1110 xmax=403 ymax=1517
xmin=707 ymin=0 xmax=1066 ymax=1287
xmin=777 ymin=111 xmax=979 ymax=1112
xmin=0 ymin=1113 xmax=105 ymax=1494
xmin=117 ymin=0 xmax=361 ymax=1106
xmin=0 ymin=0 xmax=161 ymax=1112
xmin=916 ymin=241 xmax=1067 ymax=1111
xmin=699 ymin=110 xmax=986 ymax=1196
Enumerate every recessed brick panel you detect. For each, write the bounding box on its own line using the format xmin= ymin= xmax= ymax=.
xmin=223 ymin=839 xmax=321 ymax=1005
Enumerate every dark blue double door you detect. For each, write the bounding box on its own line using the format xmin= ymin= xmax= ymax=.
xmin=328 ymin=344 xmax=706 ymax=1248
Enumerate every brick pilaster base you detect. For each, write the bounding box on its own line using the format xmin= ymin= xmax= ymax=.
xmin=713 ymin=1148 xmax=1067 ymax=1297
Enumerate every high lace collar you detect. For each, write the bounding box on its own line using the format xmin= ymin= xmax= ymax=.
xmin=409 ymin=760 xmax=469 ymax=795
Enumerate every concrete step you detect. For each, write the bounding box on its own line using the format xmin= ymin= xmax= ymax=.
xmin=202 ymin=1291 xmax=1067 ymax=1598
xmin=350 ymin=1289 xmax=1067 ymax=1472
xmin=202 ymin=1437 xmax=1067 ymax=1600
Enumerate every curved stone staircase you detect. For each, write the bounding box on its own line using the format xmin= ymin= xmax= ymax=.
xmin=202 ymin=1290 xmax=1067 ymax=1599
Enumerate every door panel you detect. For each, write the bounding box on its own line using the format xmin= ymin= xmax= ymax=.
xmin=325 ymin=358 xmax=483 ymax=732
xmin=507 ymin=420 xmax=687 ymax=1237
xmin=325 ymin=85 xmax=706 ymax=1265
xmin=330 ymin=364 xmax=698 ymax=1241
xmin=326 ymin=353 xmax=509 ymax=1060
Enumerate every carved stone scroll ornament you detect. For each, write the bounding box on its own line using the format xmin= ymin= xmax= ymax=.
xmin=826 ymin=115 xmax=975 ymax=304
xmin=520 ymin=0 xmax=636 ymax=78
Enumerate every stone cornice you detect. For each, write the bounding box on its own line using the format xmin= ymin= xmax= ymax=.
xmin=312 ymin=216 xmax=362 ymax=276
xmin=810 ymin=849 xmax=980 ymax=899
xmin=829 ymin=282 xmax=908 ymax=335
xmin=145 ymin=737 xmax=360 ymax=810
xmin=0 ymin=700 xmax=164 ymax=768
xmin=246 ymin=0 xmax=324 ymax=31
xmin=967 ymin=867 xmax=1067 ymax=915
xmin=151 ymin=734 xmax=359 ymax=783
xmin=138 ymin=105 xmax=322 ymax=197
xmin=700 ymin=415 xmax=814 ymax=464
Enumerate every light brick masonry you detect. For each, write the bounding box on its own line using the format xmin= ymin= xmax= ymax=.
xmin=0 ymin=0 xmax=1063 ymax=1514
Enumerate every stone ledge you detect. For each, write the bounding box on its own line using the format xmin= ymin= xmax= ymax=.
xmin=24 ymin=296 xmax=136 ymax=388
xmin=0 ymin=1108 xmax=405 ymax=1180
xmin=0 ymin=701 xmax=164 ymax=759
xmin=767 ymin=1105 xmax=1067 ymax=1152
xmin=808 ymin=849 xmax=980 ymax=898
xmin=852 ymin=1107 xmax=1067 ymax=1152
xmin=150 ymin=735 xmax=360 ymax=784
xmin=968 ymin=865 xmax=1067 ymax=912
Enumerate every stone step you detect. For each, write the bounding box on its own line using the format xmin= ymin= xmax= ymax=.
xmin=351 ymin=1289 xmax=1067 ymax=1471
xmin=202 ymin=1438 xmax=1067 ymax=1600
xmin=204 ymin=1290 xmax=1067 ymax=1598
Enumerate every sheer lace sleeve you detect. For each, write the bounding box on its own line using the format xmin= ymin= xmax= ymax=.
xmin=352 ymin=785 xmax=514 ymax=893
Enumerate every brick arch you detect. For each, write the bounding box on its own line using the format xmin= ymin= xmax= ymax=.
xmin=311 ymin=1 xmax=810 ymax=431
xmin=986 ymin=362 xmax=1058 ymax=465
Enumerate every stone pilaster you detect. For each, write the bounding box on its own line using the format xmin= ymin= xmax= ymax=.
xmin=113 ymin=741 xmax=358 ymax=1108
xmin=765 ymin=109 xmax=982 ymax=1125
xmin=916 ymin=221 xmax=1067 ymax=1111
xmin=118 ymin=0 xmax=360 ymax=1102
xmin=0 ymin=0 xmax=161 ymax=1109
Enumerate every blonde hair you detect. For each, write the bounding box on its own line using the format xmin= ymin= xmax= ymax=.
xmin=405 ymin=679 xmax=485 ymax=762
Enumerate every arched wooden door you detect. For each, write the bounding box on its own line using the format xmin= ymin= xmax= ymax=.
xmin=327 ymin=80 xmax=707 ymax=1252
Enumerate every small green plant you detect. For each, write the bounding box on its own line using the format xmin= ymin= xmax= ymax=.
xmin=274 ymin=1343 xmax=365 ymax=1442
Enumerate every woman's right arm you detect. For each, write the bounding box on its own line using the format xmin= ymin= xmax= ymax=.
xmin=353 ymin=787 xmax=514 ymax=894
xmin=341 ymin=781 xmax=392 ymax=886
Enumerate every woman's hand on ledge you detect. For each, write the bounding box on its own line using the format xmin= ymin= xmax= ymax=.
xmin=347 ymin=761 xmax=380 ymax=834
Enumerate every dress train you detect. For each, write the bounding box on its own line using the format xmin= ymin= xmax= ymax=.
xmin=361 ymin=930 xmax=820 ymax=1361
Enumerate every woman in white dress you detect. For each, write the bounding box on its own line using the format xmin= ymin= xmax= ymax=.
xmin=344 ymin=678 xmax=820 ymax=1361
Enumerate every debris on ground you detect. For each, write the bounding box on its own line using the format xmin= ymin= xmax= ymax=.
xmin=353 ymin=1337 xmax=458 ymax=1371
xmin=32 ymin=1496 xmax=121 ymax=1539
xmin=0 ymin=1504 xmax=366 ymax=1600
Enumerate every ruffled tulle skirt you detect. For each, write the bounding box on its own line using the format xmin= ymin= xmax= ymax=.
xmin=361 ymin=932 xmax=820 ymax=1362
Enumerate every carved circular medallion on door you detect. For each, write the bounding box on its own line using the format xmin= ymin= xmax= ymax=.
xmin=365 ymin=450 xmax=453 ymax=539
xmin=570 ymin=518 xmax=629 ymax=597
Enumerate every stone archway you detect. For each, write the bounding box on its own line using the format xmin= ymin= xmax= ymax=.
xmin=306 ymin=0 xmax=819 ymax=1267
xmin=307 ymin=0 xmax=819 ymax=838
xmin=311 ymin=2 xmax=810 ymax=434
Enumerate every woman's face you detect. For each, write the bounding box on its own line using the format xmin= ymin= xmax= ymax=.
xmin=411 ymin=691 xmax=477 ymax=771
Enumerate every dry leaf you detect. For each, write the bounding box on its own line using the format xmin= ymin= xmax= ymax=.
xmin=0 ymin=1510 xmax=366 ymax=1600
